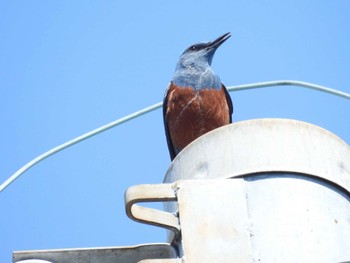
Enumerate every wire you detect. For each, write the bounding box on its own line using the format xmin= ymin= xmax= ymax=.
xmin=0 ymin=102 xmax=162 ymax=192
xmin=227 ymin=80 xmax=350 ymax=99
xmin=1 ymin=80 xmax=349 ymax=192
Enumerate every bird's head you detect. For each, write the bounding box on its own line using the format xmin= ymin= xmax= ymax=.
xmin=176 ymin=32 xmax=231 ymax=70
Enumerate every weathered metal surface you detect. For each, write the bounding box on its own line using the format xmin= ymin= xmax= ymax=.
xmin=174 ymin=177 xmax=350 ymax=262
xmin=175 ymin=179 xmax=252 ymax=262
xmin=243 ymin=173 xmax=350 ymax=262
xmin=13 ymin=244 xmax=177 ymax=263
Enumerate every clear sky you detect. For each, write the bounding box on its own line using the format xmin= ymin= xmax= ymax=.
xmin=1 ymin=1 xmax=350 ymax=261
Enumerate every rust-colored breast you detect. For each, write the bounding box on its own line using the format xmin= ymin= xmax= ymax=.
xmin=164 ymin=83 xmax=231 ymax=155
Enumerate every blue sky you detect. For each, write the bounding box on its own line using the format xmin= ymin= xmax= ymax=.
xmin=1 ymin=1 xmax=350 ymax=261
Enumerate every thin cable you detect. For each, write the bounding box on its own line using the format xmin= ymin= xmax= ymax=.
xmin=1 ymin=80 xmax=349 ymax=192
xmin=226 ymin=80 xmax=350 ymax=100
xmin=0 ymin=102 xmax=162 ymax=192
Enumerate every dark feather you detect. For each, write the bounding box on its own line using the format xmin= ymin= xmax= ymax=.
xmin=163 ymin=84 xmax=176 ymax=160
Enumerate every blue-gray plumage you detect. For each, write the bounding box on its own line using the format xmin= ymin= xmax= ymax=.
xmin=163 ymin=33 xmax=233 ymax=160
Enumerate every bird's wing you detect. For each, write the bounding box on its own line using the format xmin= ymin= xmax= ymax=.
xmin=163 ymin=82 xmax=177 ymax=160
xmin=222 ymin=83 xmax=234 ymax=123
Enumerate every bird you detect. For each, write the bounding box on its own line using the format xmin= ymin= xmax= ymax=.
xmin=163 ymin=32 xmax=233 ymax=161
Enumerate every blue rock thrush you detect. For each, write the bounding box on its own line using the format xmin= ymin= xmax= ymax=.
xmin=163 ymin=32 xmax=233 ymax=160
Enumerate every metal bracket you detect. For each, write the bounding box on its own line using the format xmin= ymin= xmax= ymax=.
xmin=125 ymin=183 xmax=181 ymax=240
xmin=13 ymin=244 xmax=177 ymax=263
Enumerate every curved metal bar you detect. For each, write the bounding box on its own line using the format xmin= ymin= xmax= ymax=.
xmin=125 ymin=183 xmax=180 ymax=239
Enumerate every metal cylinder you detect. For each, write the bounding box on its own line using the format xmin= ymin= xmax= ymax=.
xmin=163 ymin=119 xmax=350 ymax=262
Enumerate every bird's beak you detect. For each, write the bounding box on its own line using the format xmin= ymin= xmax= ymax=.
xmin=207 ymin=32 xmax=231 ymax=50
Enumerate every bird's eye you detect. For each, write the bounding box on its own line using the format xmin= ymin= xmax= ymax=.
xmin=190 ymin=45 xmax=197 ymax=51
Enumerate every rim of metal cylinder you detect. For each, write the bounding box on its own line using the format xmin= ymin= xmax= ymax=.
xmin=231 ymin=171 xmax=350 ymax=198
xmin=164 ymin=118 xmax=350 ymax=195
